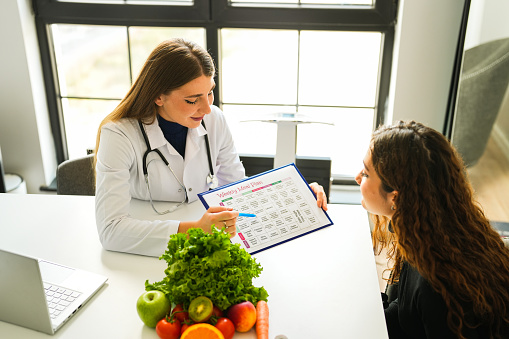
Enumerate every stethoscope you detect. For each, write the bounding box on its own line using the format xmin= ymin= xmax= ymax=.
xmin=138 ymin=120 xmax=218 ymax=214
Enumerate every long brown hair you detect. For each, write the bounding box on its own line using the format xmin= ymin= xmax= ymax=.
xmin=371 ymin=120 xmax=509 ymax=338
xmin=94 ymin=38 xmax=215 ymax=163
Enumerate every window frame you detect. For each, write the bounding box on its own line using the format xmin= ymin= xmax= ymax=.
xmin=33 ymin=0 xmax=396 ymax=182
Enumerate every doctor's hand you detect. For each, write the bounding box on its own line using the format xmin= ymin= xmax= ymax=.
xmin=310 ymin=182 xmax=328 ymax=211
xmin=179 ymin=206 xmax=239 ymax=238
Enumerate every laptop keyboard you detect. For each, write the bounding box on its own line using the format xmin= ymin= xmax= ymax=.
xmin=43 ymin=283 xmax=82 ymax=319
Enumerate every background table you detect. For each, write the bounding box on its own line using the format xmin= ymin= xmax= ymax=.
xmin=0 ymin=193 xmax=388 ymax=338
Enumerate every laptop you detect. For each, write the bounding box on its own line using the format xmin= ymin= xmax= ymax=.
xmin=0 ymin=249 xmax=108 ymax=335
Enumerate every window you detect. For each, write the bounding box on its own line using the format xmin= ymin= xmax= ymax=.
xmin=51 ymin=24 xmax=206 ymax=160
xmin=34 ymin=0 xmax=396 ymax=181
xmin=220 ymin=28 xmax=382 ymax=175
xmin=231 ymin=0 xmax=373 ymax=5
xmin=56 ymin=0 xmax=193 ymax=4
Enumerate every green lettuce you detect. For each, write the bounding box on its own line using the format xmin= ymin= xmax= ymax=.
xmin=145 ymin=226 xmax=268 ymax=310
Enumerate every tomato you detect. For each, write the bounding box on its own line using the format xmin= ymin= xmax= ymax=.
xmin=155 ymin=317 xmax=181 ymax=339
xmin=214 ymin=317 xmax=235 ymax=339
xmin=212 ymin=305 xmax=223 ymax=318
xmin=171 ymin=304 xmax=190 ymax=323
xmin=180 ymin=322 xmax=193 ymax=335
xmin=180 ymin=317 xmax=195 ymax=335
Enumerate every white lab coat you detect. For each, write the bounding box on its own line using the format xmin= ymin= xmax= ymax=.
xmin=95 ymin=106 xmax=245 ymax=256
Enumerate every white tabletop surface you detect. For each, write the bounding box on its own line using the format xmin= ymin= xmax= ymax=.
xmin=0 ymin=193 xmax=388 ymax=339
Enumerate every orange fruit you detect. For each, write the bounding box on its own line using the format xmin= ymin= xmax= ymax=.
xmin=180 ymin=323 xmax=225 ymax=339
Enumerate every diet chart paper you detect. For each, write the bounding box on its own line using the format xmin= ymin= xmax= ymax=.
xmin=198 ymin=163 xmax=333 ymax=254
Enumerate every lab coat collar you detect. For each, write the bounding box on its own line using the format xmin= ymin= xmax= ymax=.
xmin=143 ymin=118 xmax=208 ymax=156
xmin=143 ymin=118 xmax=167 ymax=150
xmin=195 ymin=121 xmax=208 ymax=137
xmin=185 ymin=122 xmax=207 ymax=161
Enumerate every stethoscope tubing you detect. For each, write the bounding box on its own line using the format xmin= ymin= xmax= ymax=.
xmin=138 ymin=119 xmax=217 ymax=193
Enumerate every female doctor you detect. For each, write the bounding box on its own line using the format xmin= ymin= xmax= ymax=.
xmin=94 ymin=38 xmax=328 ymax=256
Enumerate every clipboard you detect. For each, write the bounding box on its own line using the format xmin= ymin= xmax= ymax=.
xmin=198 ymin=163 xmax=333 ymax=254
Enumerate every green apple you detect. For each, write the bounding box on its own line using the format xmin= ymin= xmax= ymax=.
xmin=136 ymin=290 xmax=171 ymax=328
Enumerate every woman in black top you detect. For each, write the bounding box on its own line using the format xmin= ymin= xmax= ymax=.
xmin=355 ymin=120 xmax=509 ymax=339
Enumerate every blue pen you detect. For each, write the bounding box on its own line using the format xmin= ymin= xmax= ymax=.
xmin=238 ymin=213 xmax=256 ymax=217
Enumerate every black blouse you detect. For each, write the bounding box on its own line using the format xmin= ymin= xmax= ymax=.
xmin=157 ymin=114 xmax=188 ymax=158
xmin=384 ymin=262 xmax=490 ymax=339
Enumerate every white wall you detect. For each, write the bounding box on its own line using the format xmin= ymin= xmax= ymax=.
xmin=465 ymin=0 xmax=509 ymax=48
xmin=478 ymin=0 xmax=509 ymax=45
xmin=463 ymin=0 xmax=485 ymax=50
xmin=0 ymin=0 xmax=57 ymax=193
xmin=387 ymin=0 xmax=466 ymax=132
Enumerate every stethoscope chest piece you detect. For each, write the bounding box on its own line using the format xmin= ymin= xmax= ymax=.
xmin=207 ymin=173 xmax=219 ymax=189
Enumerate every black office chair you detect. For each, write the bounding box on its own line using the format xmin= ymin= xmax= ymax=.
xmin=56 ymin=154 xmax=96 ymax=196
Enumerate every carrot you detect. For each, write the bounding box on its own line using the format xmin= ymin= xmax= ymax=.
xmin=255 ymin=300 xmax=269 ymax=339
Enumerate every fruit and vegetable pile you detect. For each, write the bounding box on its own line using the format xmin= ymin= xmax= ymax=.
xmin=136 ymin=227 xmax=270 ymax=339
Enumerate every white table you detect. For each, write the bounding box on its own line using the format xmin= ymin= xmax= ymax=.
xmin=0 ymin=193 xmax=388 ymax=338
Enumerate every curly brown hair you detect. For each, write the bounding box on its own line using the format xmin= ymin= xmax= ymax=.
xmin=370 ymin=120 xmax=509 ymax=338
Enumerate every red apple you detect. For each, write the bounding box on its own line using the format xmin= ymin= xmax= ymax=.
xmin=226 ymin=301 xmax=257 ymax=332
